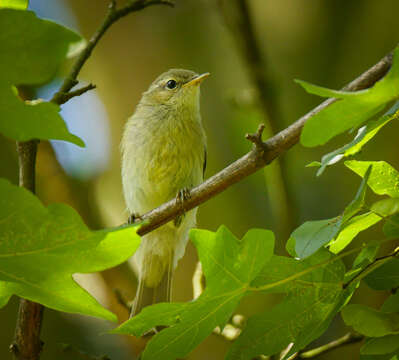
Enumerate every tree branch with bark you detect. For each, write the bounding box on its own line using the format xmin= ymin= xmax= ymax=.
xmin=134 ymin=48 xmax=394 ymax=236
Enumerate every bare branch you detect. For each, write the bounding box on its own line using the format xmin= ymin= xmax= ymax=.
xmin=133 ymin=48 xmax=394 ymax=236
xmin=55 ymin=83 xmax=96 ymax=105
xmin=51 ymin=0 xmax=174 ymax=105
xmin=245 ymin=123 xmax=265 ymax=150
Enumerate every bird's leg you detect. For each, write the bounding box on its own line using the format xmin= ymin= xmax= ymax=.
xmin=174 ymin=187 xmax=191 ymax=227
xmin=128 ymin=212 xmax=142 ymax=225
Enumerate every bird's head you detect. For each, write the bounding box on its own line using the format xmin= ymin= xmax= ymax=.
xmin=140 ymin=69 xmax=209 ymax=109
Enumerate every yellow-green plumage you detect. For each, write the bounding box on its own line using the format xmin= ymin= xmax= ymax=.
xmin=121 ymin=69 xmax=207 ymax=316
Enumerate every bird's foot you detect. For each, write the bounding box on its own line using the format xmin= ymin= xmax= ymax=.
xmin=128 ymin=212 xmax=142 ymax=225
xmin=174 ymin=187 xmax=191 ymax=227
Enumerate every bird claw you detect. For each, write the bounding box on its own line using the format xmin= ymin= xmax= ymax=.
xmin=128 ymin=213 xmax=142 ymax=225
xmin=176 ymin=187 xmax=191 ymax=205
xmin=174 ymin=188 xmax=191 ymax=227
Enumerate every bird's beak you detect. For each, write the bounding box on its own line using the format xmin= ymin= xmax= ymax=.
xmin=183 ymin=72 xmax=210 ymax=87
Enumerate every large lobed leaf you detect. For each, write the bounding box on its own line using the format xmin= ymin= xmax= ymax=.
xmin=293 ymin=166 xmax=374 ymax=258
xmin=113 ymin=226 xmax=275 ymax=360
xmin=299 ymin=46 xmax=399 ymax=147
xmin=0 ymin=9 xmax=85 ymax=146
xmin=228 ymin=249 xmax=349 ymax=360
xmin=0 ymin=179 xmax=140 ymax=321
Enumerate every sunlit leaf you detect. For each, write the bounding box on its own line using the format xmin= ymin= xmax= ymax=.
xmin=342 ymin=304 xmax=399 ymax=337
xmin=372 ymin=198 xmax=399 ymax=217
xmin=0 ymin=179 xmax=140 ymax=321
xmin=0 ymin=0 xmax=28 ymax=9
xmin=329 ymin=213 xmax=381 ymax=254
xmin=293 ymin=217 xmax=341 ymax=259
xmin=298 ymin=46 xmax=399 ymax=147
xmin=294 ymin=167 xmax=372 ymax=258
xmin=114 ymin=226 xmax=275 ymax=360
xmin=0 ymin=9 xmax=84 ymax=146
xmin=311 ymin=111 xmax=398 ymax=176
xmin=345 ymin=161 xmax=399 ymax=198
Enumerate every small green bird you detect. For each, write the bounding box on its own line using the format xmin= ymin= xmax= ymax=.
xmin=121 ymin=69 xmax=208 ymax=316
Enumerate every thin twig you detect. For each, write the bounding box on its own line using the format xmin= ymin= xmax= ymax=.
xmin=287 ymin=333 xmax=364 ymax=359
xmin=246 ymin=123 xmax=265 ymax=150
xmin=133 ymin=48 xmax=394 ymax=236
xmin=56 ymin=83 xmax=96 ymax=105
xmin=343 ymin=247 xmax=399 ymax=289
xmin=12 ymin=2 xmax=174 ymax=359
xmin=51 ymin=0 xmax=174 ymax=105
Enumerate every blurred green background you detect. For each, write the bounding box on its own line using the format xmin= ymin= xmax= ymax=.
xmin=1 ymin=0 xmax=399 ymax=359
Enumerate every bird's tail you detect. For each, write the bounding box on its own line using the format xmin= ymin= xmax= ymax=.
xmin=129 ymin=227 xmax=175 ymax=318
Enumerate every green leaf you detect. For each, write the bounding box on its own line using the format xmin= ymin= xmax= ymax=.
xmin=342 ymin=165 xmax=372 ymax=223
xmin=353 ymin=242 xmax=380 ymax=268
xmin=383 ymin=214 xmax=399 ymax=237
xmin=228 ymin=250 xmax=348 ymax=359
xmin=345 ymin=161 xmax=399 ymax=198
xmin=0 ymin=9 xmax=84 ymax=146
xmin=372 ymin=198 xmax=399 ymax=217
xmin=114 ymin=226 xmax=275 ymax=360
xmin=298 ymin=46 xmax=399 ymax=147
xmin=313 ymin=111 xmax=398 ymax=176
xmin=342 ymin=304 xmax=399 ymax=337
xmin=382 ymin=293 xmax=399 ymax=313
xmin=112 ymin=303 xmax=186 ymax=336
xmin=361 ymin=335 xmax=399 ymax=355
xmin=294 ymin=167 xmax=372 ymax=258
xmin=293 ymin=217 xmax=341 ymax=259
xmin=364 ymin=259 xmax=399 ymax=290
xmin=0 ymin=0 xmax=28 ymax=9
xmin=0 ymin=179 xmax=140 ymax=321
xmin=329 ymin=213 xmax=381 ymax=254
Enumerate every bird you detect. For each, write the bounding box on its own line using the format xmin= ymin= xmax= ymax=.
xmin=121 ymin=69 xmax=208 ymax=317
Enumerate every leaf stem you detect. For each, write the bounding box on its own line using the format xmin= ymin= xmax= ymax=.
xmin=288 ymin=332 xmax=364 ymax=359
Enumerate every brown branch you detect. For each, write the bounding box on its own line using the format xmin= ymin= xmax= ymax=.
xmin=12 ymin=1 xmax=174 ymax=359
xmin=11 ymin=140 xmax=44 ymax=360
xmin=287 ymin=332 xmax=364 ymax=359
xmin=50 ymin=0 xmax=174 ymax=105
xmin=55 ymin=83 xmax=96 ymax=105
xmin=134 ymin=49 xmax=394 ymax=236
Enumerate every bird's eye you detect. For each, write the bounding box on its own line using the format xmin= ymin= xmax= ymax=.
xmin=166 ymin=79 xmax=177 ymax=89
